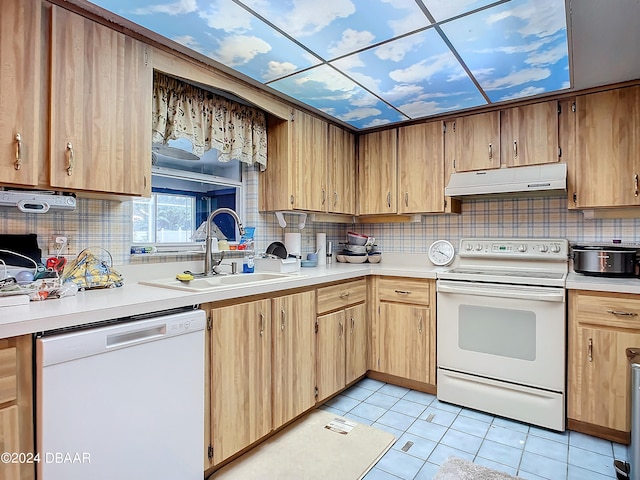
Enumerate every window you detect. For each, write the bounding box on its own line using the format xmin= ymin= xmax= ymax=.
xmin=132 ymin=139 xmax=243 ymax=251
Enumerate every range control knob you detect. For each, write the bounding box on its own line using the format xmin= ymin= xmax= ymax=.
xmin=539 ymin=244 xmax=549 ymax=253
xmin=475 ymin=244 xmax=483 ymax=251
xmin=518 ymin=244 xmax=527 ymax=252
xmin=550 ymin=244 xmax=561 ymax=253
xmin=465 ymin=243 xmax=473 ymax=251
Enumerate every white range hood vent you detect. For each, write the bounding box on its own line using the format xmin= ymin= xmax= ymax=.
xmin=0 ymin=190 xmax=76 ymax=213
xmin=445 ymin=163 xmax=567 ymax=198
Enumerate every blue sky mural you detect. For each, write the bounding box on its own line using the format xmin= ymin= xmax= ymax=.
xmin=90 ymin=0 xmax=570 ymax=129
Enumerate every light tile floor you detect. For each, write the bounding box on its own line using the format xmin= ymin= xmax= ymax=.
xmin=319 ymin=378 xmax=628 ymax=480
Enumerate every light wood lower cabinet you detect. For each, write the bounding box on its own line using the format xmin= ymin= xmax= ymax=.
xmin=205 ymin=289 xmax=316 ymax=469
xmin=371 ymin=277 xmax=435 ymax=385
xmin=271 ymin=291 xmax=316 ymax=430
xmin=315 ymin=279 xmax=367 ymax=402
xmin=0 ymin=336 xmax=34 ymax=480
xmin=568 ymin=290 xmax=640 ymax=443
xmin=208 ymin=299 xmax=272 ymax=466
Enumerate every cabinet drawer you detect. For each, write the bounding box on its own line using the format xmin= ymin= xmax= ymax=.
xmin=317 ymin=279 xmax=366 ymax=314
xmin=0 ymin=347 xmax=17 ymax=404
xmin=573 ymin=291 xmax=640 ymax=330
xmin=378 ymin=277 xmax=431 ymax=305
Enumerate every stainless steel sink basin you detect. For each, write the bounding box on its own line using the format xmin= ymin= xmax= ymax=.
xmin=140 ymin=272 xmax=301 ymax=292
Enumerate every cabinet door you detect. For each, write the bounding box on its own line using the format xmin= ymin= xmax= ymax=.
xmin=210 ymin=300 xmax=272 ymax=465
xmin=50 ymin=6 xmax=152 ymax=196
xmin=501 ymin=101 xmax=559 ymax=167
xmin=574 ymin=86 xmax=640 ymax=208
xmin=345 ymin=303 xmax=367 ymax=385
xmin=358 ymin=130 xmax=397 ymax=214
xmin=0 ymin=406 xmax=20 ymax=480
xmin=328 ymin=125 xmax=356 ymax=214
xmin=376 ymin=303 xmax=429 ymax=382
xmin=453 ymin=112 xmax=500 ymax=172
xmin=316 ymin=311 xmax=346 ymax=402
xmin=569 ymin=325 xmax=640 ymax=432
xmin=272 ymin=291 xmax=316 ymax=429
xmin=292 ymin=109 xmax=328 ymax=212
xmin=398 ymin=122 xmax=444 ymax=213
xmin=0 ymin=0 xmax=41 ymax=187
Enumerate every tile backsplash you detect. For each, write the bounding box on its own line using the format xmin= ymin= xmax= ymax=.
xmin=2 ymin=166 xmax=640 ymax=265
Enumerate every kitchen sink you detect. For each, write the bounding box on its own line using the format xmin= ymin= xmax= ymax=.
xmin=139 ymin=272 xmax=301 ymax=292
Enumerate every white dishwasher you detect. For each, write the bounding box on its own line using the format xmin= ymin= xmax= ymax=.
xmin=36 ymin=307 xmax=206 ymax=480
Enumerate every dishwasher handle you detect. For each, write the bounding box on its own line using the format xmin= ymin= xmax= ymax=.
xmin=107 ymin=324 xmax=166 ymax=348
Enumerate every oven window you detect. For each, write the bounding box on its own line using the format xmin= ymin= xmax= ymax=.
xmin=458 ymin=305 xmax=536 ymax=361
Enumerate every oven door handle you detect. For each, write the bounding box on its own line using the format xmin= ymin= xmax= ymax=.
xmin=437 ymin=282 xmax=565 ymax=303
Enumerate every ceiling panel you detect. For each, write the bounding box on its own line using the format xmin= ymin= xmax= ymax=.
xmin=88 ymin=0 xmax=576 ymax=130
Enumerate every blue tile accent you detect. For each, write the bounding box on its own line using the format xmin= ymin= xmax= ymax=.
xmin=318 ymin=405 xmax=346 ymax=416
xmin=428 ymin=444 xmax=474 ymax=466
xmin=372 ymin=422 xmax=405 ymax=440
xmin=613 ymin=442 xmax=629 ymax=462
xmin=366 ymin=392 xmax=401 ymax=410
xmin=492 ymin=416 xmax=530 ymax=434
xmin=485 ymin=425 xmax=528 ymax=449
xmin=414 ymin=461 xmax=440 ymax=480
xmin=450 ymin=415 xmax=491 ymax=438
xmin=567 ymin=464 xmax=618 ymax=480
xmin=459 ymin=408 xmax=495 ymax=423
xmin=473 ymin=457 xmax=518 ymax=476
xmin=375 ymin=449 xmax=426 ymax=480
xmin=477 ymin=439 xmax=524 ymax=469
xmin=342 ymin=385 xmax=373 ymax=402
xmin=429 ymin=399 xmax=463 ymax=414
xmin=343 ymin=412 xmax=374 ymax=426
xmin=403 ymin=390 xmax=436 ymax=406
xmin=569 ymin=431 xmax=614 ymax=457
xmin=378 ymin=384 xmax=410 ymax=398
xmin=407 ymin=418 xmax=448 ymax=443
xmin=419 ymin=407 xmax=457 ymax=428
xmin=390 ymin=399 xmax=427 ymax=419
xmin=439 ymin=428 xmax=483 ymax=455
xmin=529 ymin=426 xmax=570 ymax=444
xmin=524 ymin=434 xmax=569 ymax=463
xmin=363 ymin=467 xmax=403 ymax=480
xmin=377 ymin=410 xmax=416 ymax=431
xmin=325 ymin=394 xmax=360 ymax=412
xmin=392 ymin=432 xmax=437 ymax=460
xmin=350 ymin=402 xmax=388 ymax=422
xmin=357 ymin=378 xmax=386 ymax=392
xmin=520 ymin=451 xmax=568 ymax=480
xmin=568 ymin=446 xmax=616 ymax=477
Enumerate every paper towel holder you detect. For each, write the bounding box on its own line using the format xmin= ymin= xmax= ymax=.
xmin=274 ymin=211 xmax=307 ymax=229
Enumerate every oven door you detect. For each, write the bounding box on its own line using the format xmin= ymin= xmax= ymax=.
xmin=436 ymin=279 xmax=565 ymax=391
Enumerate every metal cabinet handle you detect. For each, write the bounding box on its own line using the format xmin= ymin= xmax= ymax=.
xmin=339 ymin=291 xmax=350 ymax=299
xmin=418 ymin=314 xmax=423 ymax=334
xmin=280 ymin=308 xmax=286 ymax=331
xmin=394 ymin=290 xmax=412 ymax=295
xmin=488 ymin=143 xmax=493 ymax=160
xmin=333 ymin=191 xmax=338 ymax=207
xmin=14 ymin=133 xmax=22 ymax=170
xmin=66 ymin=142 xmax=74 ymax=176
xmin=350 ymin=316 xmax=355 ymax=334
xmin=513 ymin=140 xmax=518 ymax=158
xmin=339 ymin=321 xmax=344 ymax=338
xmin=259 ymin=312 xmax=265 ymax=337
xmin=588 ymin=338 xmax=593 ymax=362
xmin=606 ymin=309 xmax=638 ymax=317
xmin=322 ymin=188 xmax=326 ymax=205
xmin=404 ymin=192 xmax=408 ymax=207
xmin=387 ymin=192 xmax=391 ymax=208
xmin=635 ymin=174 xmax=639 ymax=197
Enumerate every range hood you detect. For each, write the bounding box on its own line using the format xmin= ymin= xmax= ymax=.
xmin=445 ymin=163 xmax=567 ymax=198
xmin=0 ymin=190 xmax=76 ymax=213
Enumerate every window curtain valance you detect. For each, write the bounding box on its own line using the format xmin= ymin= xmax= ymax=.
xmin=152 ymin=72 xmax=267 ymax=170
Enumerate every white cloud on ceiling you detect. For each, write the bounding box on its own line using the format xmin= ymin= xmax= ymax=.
xmin=375 ymin=35 xmax=424 ymax=62
xmin=399 ymin=99 xmax=449 ymax=117
xmin=328 ymin=29 xmax=376 ymax=58
xmin=363 ymin=118 xmax=393 ymax=128
xmin=480 ymin=67 xmax=551 ymax=90
xmin=263 ymin=61 xmax=298 ymax=79
xmin=389 ymin=52 xmax=460 ymax=82
xmin=487 ymin=0 xmax=565 ymax=38
xmin=173 ymin=35 xmax=202 ymax=51
xmin=500 ymin=85 xmax=546 ymax=100
xmin=216 ymin=35 xmax=272 ymax=66
xmin=131 ymin=0 xmax=197 ymax=15
xmin=525 ymin=43 xmax=567 ymax=67
xmin=294 ymin=68 xmax=356 ymax=94
xmin=382 ymin=83 xmax=424 ymax=102
xmin=383 ymin=0 xmax=432 ymax=36
xmin=277 ymin=0 xmax=356 ymax=38
xmin=340 ymin=107 xmax=383 ymax=121
xmin=198 ymin=1 xmax=253 ymax=32
xmin=419 ymin=0 xmax=479 ymax=21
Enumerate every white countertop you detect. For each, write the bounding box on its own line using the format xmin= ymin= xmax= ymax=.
xmin=0 ymin=254 xmax=443 ymax=339
xmin=566 ymin=272 xmax=640 ymax=295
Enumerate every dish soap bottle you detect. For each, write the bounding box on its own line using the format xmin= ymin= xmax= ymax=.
xmin=243 ymin=252 xmax=254 ymax=273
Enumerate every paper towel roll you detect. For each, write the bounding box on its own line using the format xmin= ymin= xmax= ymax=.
xmin=284 ymin=232 xmax=301 ymax=258
xmin=316 ymin=233 xmax=326 ymax=265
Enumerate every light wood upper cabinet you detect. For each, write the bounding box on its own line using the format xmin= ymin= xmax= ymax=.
xmin=452 ymin=111 xmax=500 ymax=172
xmin=272 ymin=290 xmax=316 ymax=430
xmin=568 ymin=290 xmax=640 ymax=442
xmin=358 ymin=129 xmax=397 ymax=215
xmin=398 ymin=122 xmax=445 ymax=213
xmin=50 ymin=6 xmax=152 ymax=196
xmin=209 ymin=299 xmax=272 ymax=466
xmin=291 ymin=109 xmax=328 ymax=211
xmin=501 ymin=101 xmax=559 ymax=167
xmin=328 ymin=125 xmax=356 ymax=214
xmin=572 ymin=86 xmax=640 ymax=208
xmin=0 ymin=0 xmax=41 ymax=188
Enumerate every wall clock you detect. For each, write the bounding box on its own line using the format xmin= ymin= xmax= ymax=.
xmin=428 ymin=240 xmax=455 ymax=266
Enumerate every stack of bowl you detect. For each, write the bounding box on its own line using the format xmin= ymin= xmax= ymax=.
xmin=336 ymin=231 xmax=381 ymax=263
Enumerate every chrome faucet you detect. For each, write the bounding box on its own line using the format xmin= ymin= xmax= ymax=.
xmin=204 ymin=208 xmax=245 ymax=275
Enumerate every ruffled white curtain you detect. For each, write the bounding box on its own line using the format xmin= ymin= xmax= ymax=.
xmin=152 ymin=72 xmax=267 ymax=170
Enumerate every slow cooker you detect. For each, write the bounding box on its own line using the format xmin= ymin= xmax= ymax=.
xmin=572 ymin=245 xmax=639 ymax=277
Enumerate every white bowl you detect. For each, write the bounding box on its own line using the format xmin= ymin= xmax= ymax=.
xmin=347 ymin=231 xmax=368 ymax=246
xmin=345 ymin=244 xmax=367 ymax=254
xmin=336 ymin=254 xmax=347 ymax=263
xmin=345 ymin=255 xmax=368 ymax=264
xmin=368 ymin=253 xmax=382 ymax=264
